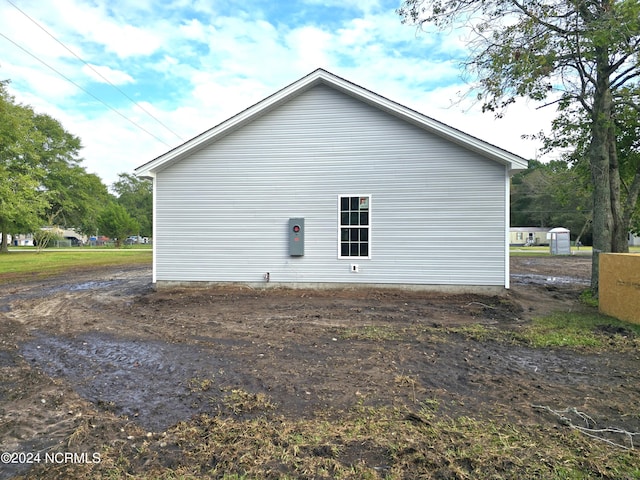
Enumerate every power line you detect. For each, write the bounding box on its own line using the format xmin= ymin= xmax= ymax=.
xmin=5 ymin=0 xmax=183 ymax=142
xmin=0 ymin=31 xmax=172 ymax=147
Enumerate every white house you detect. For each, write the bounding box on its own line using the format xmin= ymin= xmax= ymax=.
xmin=509 ymin=227 xmax=551 ymax=246
xmin=135 ymin=69 xmax=528 ymax=291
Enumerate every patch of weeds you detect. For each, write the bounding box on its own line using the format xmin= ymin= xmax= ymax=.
xmin=392 ymin=413 xmax=639 ymax=480
xmin=338 ymin=325 xmax=403 ymax=341
xmin=66 ymin=421 xmax=89 ymax=447
xmin=442 ymin=312 xmax=640 ymax=352
xmin=23 ymin=404 xmax=640 ymax=479
xmin=443 ymin=324 xmax=521 ymax=345
xmin=420 ymin=397 xmax=440 ymax=412
xmin=448 ymin=324 xmax=494 ymax=341
xmin=394 ymin=374 xmax=419 ymax=403
xmin=221 ymin=388 xmax=276 ymax=415
xmin=520 ymin=312 xmax=640 ymax=350
xmin=394 ymin=373 xmax=416 ymax=386
xmin=413 ymin=397 xmax=440 ymax=422
xmin=579 ymin=289 xmax=598 ymax=307
xmin=522 ymin=313 xmax=602 ymax=349
xmin=187 ymin=376 xmax=214 ymax=393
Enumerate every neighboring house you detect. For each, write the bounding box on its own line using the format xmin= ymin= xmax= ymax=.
xmin=135 ymin=69 xmax=528 ymax=291
xmin=9 ymin=234 xmax=34 ymax=246
xmin=41 ymin=227 xmax=86 ymax=246
xmin=509 ymin=227 xmax=551 ymax=246
xmin=629 ymin=233 xmax=640 ymax=246
xmin=6 ymin=229 xmax=86 ymax=247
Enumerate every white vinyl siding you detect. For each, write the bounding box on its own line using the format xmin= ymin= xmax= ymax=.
xmin=154 ymin=84 xmax=507 ymax=286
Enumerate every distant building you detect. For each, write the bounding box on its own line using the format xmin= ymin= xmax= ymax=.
xmin=10 ymin=233 xmax=35 ymax=246
xmin=41 ymin=227 xmax=86 ymax=246
xmin=509 ymin=227 xmax=550 ymax=246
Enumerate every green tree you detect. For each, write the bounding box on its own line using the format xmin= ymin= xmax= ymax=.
xmin=72 ymin=172 xmax=112 ymax=236
xmin=97 ymin=203 xmax=139 ymax=247
xmin=534 ymin=93 xmax=640 ymax=239
xmin=511 ymin=160 xmax=592 ymax=242
xmin=28 ymin=113 xmax=111 ymax=234
xmin=613 ymin=100 xmax=640 ymax=235
xmin=43 ymin=163 xmax=110 ymax=234
xmin=399 ymin=0 xmax=640 ymax=294
xmin=0 ymin=81 xmax=48 ymax=253
xmin=1 ymin=81 xmax=111 ymax=252
xmin=111 ymin=173 xmax=152 ymax=238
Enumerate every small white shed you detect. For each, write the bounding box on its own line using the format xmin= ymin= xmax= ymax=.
xmin=548 ymin=227 xmax=571 ymax=255
xmin=135 ymin=69 xmax=528 ymax=291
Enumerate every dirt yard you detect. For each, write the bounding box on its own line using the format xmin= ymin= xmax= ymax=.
xmin=1 ymin=255 xmax=638 ymax=478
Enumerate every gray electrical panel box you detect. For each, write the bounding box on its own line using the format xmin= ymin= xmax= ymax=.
xmin=289 ymin=218 xmax=304 ymax=256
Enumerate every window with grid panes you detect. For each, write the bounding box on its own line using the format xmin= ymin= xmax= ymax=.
xmin=339 ymin=195 xmax=370 ymax=257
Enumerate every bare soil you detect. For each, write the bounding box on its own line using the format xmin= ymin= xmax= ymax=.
xmin=1 ymin=255 xmax=638 ymax=478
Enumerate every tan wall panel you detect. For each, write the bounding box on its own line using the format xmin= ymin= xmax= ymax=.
xmin=599 ymin=253 xmax=640 ymax=324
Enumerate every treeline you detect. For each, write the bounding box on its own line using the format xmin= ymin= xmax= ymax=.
xmin=511 ymin=158 xmax=640 ymax=246
xmin=0 ymin=80 xmax=151 ymax=252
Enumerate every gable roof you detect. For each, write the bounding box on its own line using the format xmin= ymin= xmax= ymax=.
xmin=135 ymin=68 xmax=529 ymax=177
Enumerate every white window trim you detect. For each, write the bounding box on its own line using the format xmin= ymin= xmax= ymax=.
xmin=337 ymin=194 xmax=372 ymax=260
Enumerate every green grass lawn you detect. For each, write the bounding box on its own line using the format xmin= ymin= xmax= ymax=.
xmin=3 ymin=245 xmax=637 ymax=284
xmin=0 ymin=247 xmax=152 ymax=284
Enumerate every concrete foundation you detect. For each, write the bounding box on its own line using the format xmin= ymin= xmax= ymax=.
xmin=154 ymin=280 xmax=507 ymax=295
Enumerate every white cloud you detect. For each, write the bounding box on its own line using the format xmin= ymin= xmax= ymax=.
xmin=82 ymin=64 xmax=135 ymax=85
xmin=35 ymin=0 xmax=165 ymax=58
xmin=302 ymin=0 xmax=382 ymax=15
xmin=286 ymin=26 xmax=334 ymax=71
xmin=178 ymin=18 xmax=208 ymax=42
xmin=337 ymin=17 xmax=375 ymax=46
xmin=1 ymin=0 xmax=557 ymax=188
xmin=3 ymin=64 xmax=77 ymax=101
xmin=99 ymin=24 xmax=164 ymax=58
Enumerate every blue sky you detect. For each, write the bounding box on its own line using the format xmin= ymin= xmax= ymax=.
xmin=0 ymin=0 xmax=555 ymax=186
